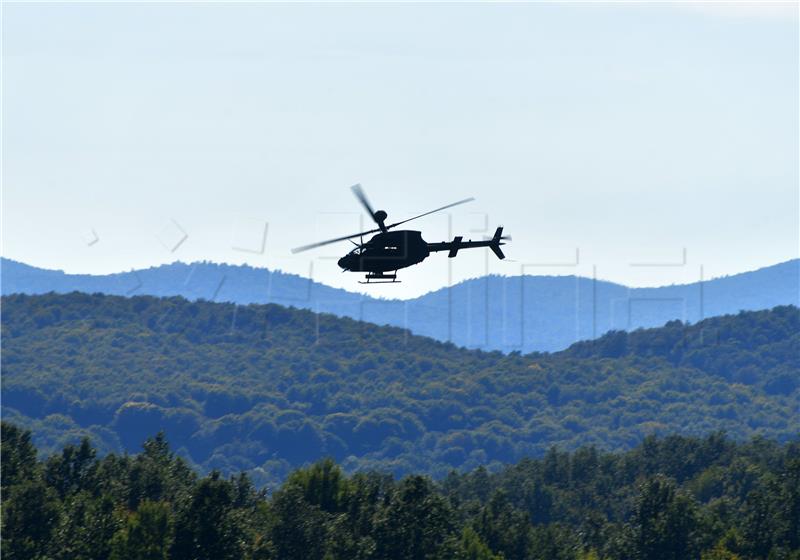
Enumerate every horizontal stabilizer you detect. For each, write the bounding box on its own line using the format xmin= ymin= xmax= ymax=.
xmin=448 ymin=236 xmax=463 ymax=258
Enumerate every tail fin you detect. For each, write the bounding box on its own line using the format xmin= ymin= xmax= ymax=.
xmin=490 ymin=226 xmax=506 ymax=260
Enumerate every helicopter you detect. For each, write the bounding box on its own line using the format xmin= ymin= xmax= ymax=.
xmin=291 ymin=184 xmax=510 ymax=284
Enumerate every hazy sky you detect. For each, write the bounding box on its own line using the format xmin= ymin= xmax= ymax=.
xmin=3 ymin=2 xmax=798 ymax=298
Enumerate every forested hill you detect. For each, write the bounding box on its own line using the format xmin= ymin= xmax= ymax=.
xmin=2 ymin=292 xmax=798 ymax=487
xmin=562 ymin=306 xmax=800 ymax=396
xmin=3 ymin=257 xmax=798 ymax=352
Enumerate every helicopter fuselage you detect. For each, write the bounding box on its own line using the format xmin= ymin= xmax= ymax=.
xmin=292 ymin=184 xmax=506 ymax=282
xmin=337 ymin=230 xmax=429 ymax=273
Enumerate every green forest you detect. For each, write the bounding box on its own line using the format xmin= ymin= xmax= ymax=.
xmin=2 ymin=293 xmax=798 ymax=486
xmin=3 ymin=423 xmax=798 ymax=559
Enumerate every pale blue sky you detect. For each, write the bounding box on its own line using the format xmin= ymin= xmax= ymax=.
xmin=2 ymin=2 xmax=798 ymax=297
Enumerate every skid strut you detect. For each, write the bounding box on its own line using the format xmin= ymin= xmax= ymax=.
xmin=359 ymin=272 xmax=400 ymax=284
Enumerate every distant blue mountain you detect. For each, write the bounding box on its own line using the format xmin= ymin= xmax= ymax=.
xmin=2 ymin=258 xmax=797 ymax=352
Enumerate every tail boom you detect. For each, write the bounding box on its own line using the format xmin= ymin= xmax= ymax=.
xmin=427 ymin=227 xmax=507 ymax=260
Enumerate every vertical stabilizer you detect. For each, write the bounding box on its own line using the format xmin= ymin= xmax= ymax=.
xmin=490 ymin=227 xmax=506 ymax=260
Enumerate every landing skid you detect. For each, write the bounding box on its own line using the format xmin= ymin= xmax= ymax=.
xmin=359 ymin=272 xmax=400 ymax=284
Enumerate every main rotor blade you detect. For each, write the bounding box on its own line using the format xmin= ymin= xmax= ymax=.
xmin=291 ymin=227 xmax=381 ymax=254
xmin=386 ymin=197 xmax=476 ymax=229
xmin=351 ymin=184 xmax=379 ymax=224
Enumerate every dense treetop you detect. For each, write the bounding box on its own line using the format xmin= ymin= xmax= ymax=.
xmin=1 ymin=293 xmax=798 ymax=486
xmin=3 ymin=424 xmax=798 ymax=559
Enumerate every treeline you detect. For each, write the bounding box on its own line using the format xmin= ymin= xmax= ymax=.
xmin=3 ymin=423 xmax=798 ymax=560
xmin=2 ymin=294 xmax=798 ymax=485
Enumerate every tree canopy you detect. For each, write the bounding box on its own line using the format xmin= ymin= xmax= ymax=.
xmin=2 ymin=423 xmax=798 ymax=559
xmin=2 ymin=293 xmax=798 ymax=486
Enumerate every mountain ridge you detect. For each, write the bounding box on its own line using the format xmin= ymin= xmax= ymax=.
xmin=3 ymin=257 xmax=798 ymax=352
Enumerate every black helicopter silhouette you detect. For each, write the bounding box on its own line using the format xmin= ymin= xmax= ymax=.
xmin=292 ymin=184 xmax=509 ymax=283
